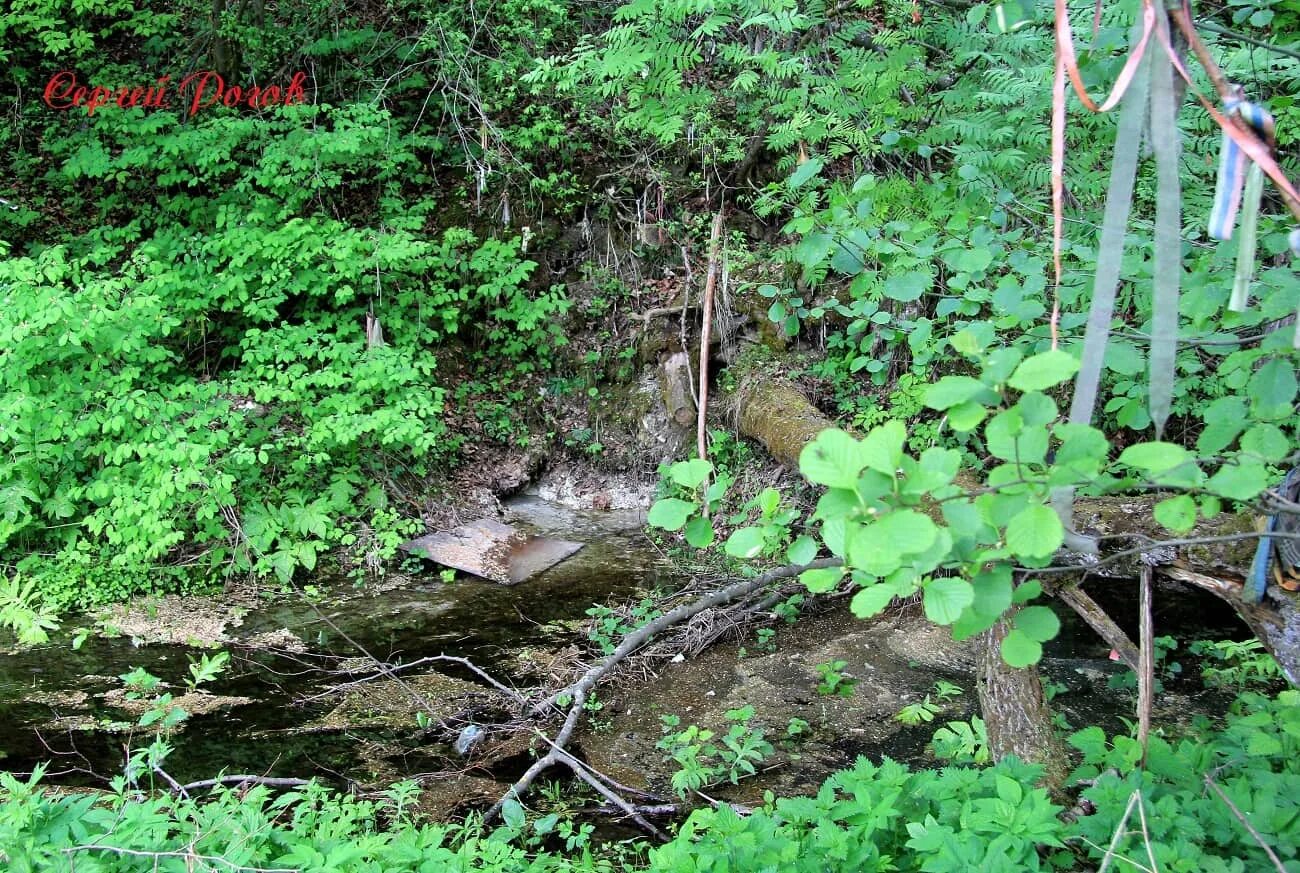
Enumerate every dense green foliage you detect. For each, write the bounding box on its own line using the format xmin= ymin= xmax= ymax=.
xmin=5 ymin=685 xmax=1300 ymax=870
xmin=3 ymin=0 xmax=1296 ymax=616
xmin=2 ymin=0 xmax=581 ymax=608
xmin=3 ymin=0 xmax=1300 ymax=867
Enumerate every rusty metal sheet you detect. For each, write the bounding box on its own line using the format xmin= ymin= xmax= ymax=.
xmin=400 ymin=518 xmax=583 ymax=585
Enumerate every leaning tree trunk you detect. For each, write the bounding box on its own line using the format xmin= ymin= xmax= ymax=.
xmin=977 ymin=611 xmax=1071 ymax=790
xmin=736 ymin=374 xmax=837 ymax=469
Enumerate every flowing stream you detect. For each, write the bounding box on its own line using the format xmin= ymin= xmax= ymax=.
xmin=0 ymin=495 xmax=1248 ymax=802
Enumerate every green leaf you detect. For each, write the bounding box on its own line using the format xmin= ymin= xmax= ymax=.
xmin=1249 ymin=358 xmax=1297 ymax=412
xmin=851 ymin=584 xmax=897 ymax=618
xmin=971 ymin=566 xmax=1013 ymax=617
xmin=951 ymin=608 xmax=999 ymax=641
xmin=501 ymin=797 xmax=525 ymax=830
xmin=925 ymin=376 xmax=992 ymax=411
xmin=800 ymin=429 xmax=867 ymax=489
xmin=883 ymin=271 xmax=930 ymax=302
xmin=1016 ymin=392 xmax=1058 ymax=427
xmin=1154 ymin=495 xmax=1196 ymax=534
xmin=801 ymin=566 xmax=844 ymax=594
xmin=1005 ymin=504 xmax=1063 ymax=559
xmin=1118 ymin=442 xmax=1195 ymax=474
xmin=1013 ymin=605 xmax=1060 ymax=642
xmin=1207 ymin=460 xmax=1270 ymax=502
xmin=647 ymin=498 xmax=696 ymax=532
xmin=1007 ymin=350 xmax=1079 ymax=392
xmin=788 ymin=158 xmax=824 ymax=188
xmin=860 ymin=420 xmax=906 ymax=475
xmin=950 ymin=327 xmax=985 ymax=356
xmin=725 ymin=526 xmax=767 ymax=559
xmin=849 ymin=510 xmax=939 ymax=577
xmin=786 ymin=535 xmax=818 ymax=565
xmin=1247 ymin=731 xmax=1284 ymax=757
xmin=670 ymin=459 xmax=714 ymax=489
xmin=684 ymin=516 xmax=715 ymax=548
xmin=1001 ymin=629 xmax=1042 ymax=667
xmin=1012 ymin=578 xmax=1042 ymax=604
xmin=1240 ymin=424 xmax=1291 ymax=462
xmin=947 ymin=401 xmax=988 ymax=432
xmin=924 ymin=578 xmax=974 ymax=625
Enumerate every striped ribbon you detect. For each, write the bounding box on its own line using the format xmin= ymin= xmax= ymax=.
xmin=1209 ymin=93 xmax=1276 ymax=241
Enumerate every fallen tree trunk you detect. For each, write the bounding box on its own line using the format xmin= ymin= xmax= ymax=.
xmin=736 ymin=375 xmax=836 ymax=469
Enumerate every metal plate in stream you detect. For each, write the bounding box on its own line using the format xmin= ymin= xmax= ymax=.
xmin=400 ymin=518 xmax=584 ymax=585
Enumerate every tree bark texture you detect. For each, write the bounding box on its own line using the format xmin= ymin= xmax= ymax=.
xmin=976 ymin=612 xmax=1071 ymax=790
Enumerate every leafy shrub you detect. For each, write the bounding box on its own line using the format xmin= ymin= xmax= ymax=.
xmin=649 ymin=756 xmax=1065 ymax=872
xmin=1070 ymin=690 xmax=1300 ymax=871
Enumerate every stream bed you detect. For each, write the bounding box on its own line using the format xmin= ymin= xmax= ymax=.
xmin=0 ymin=495 xmax=1251 ymax=811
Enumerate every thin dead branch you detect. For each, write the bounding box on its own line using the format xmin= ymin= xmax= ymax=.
xmin=1205 ymin=773 xmax=1287 ymax=872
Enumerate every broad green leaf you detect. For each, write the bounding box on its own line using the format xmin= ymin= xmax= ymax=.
xmin=684 ymin=516 xmax=715 ymax=548
xmin=647 ymin=498 xmax=695 ymax=532
xmin=789 ymin=158 xmax=824 ymax=188
xmin=860 ymin=420 xmax=906 ymax=474
xmin=786 ymin=535 xmax=818 ymax=565
xmin=814 ymin=487 xmax=859 ymax=521
xmin=1012 ymin=578 xmax=1043 ymax=603
xmin=951 ymin=325 xmax=992 ymax=356
xmin=801 ymin=566 xmax=844 ymax=594
xmin=724 ymin=526 xmax=767 ymax=559
xmin=951 ymin=608 xmax=999 ymax=641
xmin=1240 ymin=424 xmax=1291 ymax=462
xmin=1197 ymin=397 xmax=1248 ymax=454
xmin=1104 ymin=341 xmax=1144 ymax=375
xmin=1005 ymin=504 xmax=1063 ymax=559
xmin=1249 ymin=358 xmax=1297 ymax=413
xmin=669 ymin=459 xmax=714 ymax=489
xmin=851 ymin=584 xmax=897 ymax=618
xmin=1013 ymin=605 xmax=1060 ymax=642
xmin=1007 ymin=350 xmax=1079 ymax=392
xmin=923 ymin=577 xmax=974 ymax=625
xmin=800 ymin=429 xmax=867 ymax=489
xmin=1118 ymin=442 xmax=1195 ymax=474
xmin=1207 ymin=460 xmax=1270 ymax=502
xmin=1154 ymin=495 xmax=1196 ymax=534
xmin=1016 ymin=392 xmax=1058 ymax=427
xmin=986 ymin=411 xmax=1048 ymax=464
xmin=947 ymin=401 xmax=987 ymax=431
xmin=822 ymin=517 xmax=851 ymax=557
xmin=971 ymin=566 xmax=1013 ymax=617
xmin=848 ymin=512 xmax=940 ymax=579
xmin=1001 ymin=629 xmax=1042 ymax=667
xmin=1247 ymin=732 xmax=1284 ymax=756
xmin=883 ymin=271 xmax=930 ymax=302
xmin=1053 ymin=423 xmax=1108 ymax=467
xmin=925 ymin=376 xmax=991 ymax=411
xmin=982 ymin=347 xmax=1024 ymax=384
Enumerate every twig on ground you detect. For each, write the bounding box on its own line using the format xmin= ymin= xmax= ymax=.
xmin=305 ymin=654 xmax=524 ymax=705
xmin=486 ymin=559 xmax=842 ymax=826
xmin=178 ymin=775 xmax=311 ymax=792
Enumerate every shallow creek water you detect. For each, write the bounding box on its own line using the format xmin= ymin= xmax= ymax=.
xmin=0 ymin=496 xmax=1249 ymax=804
